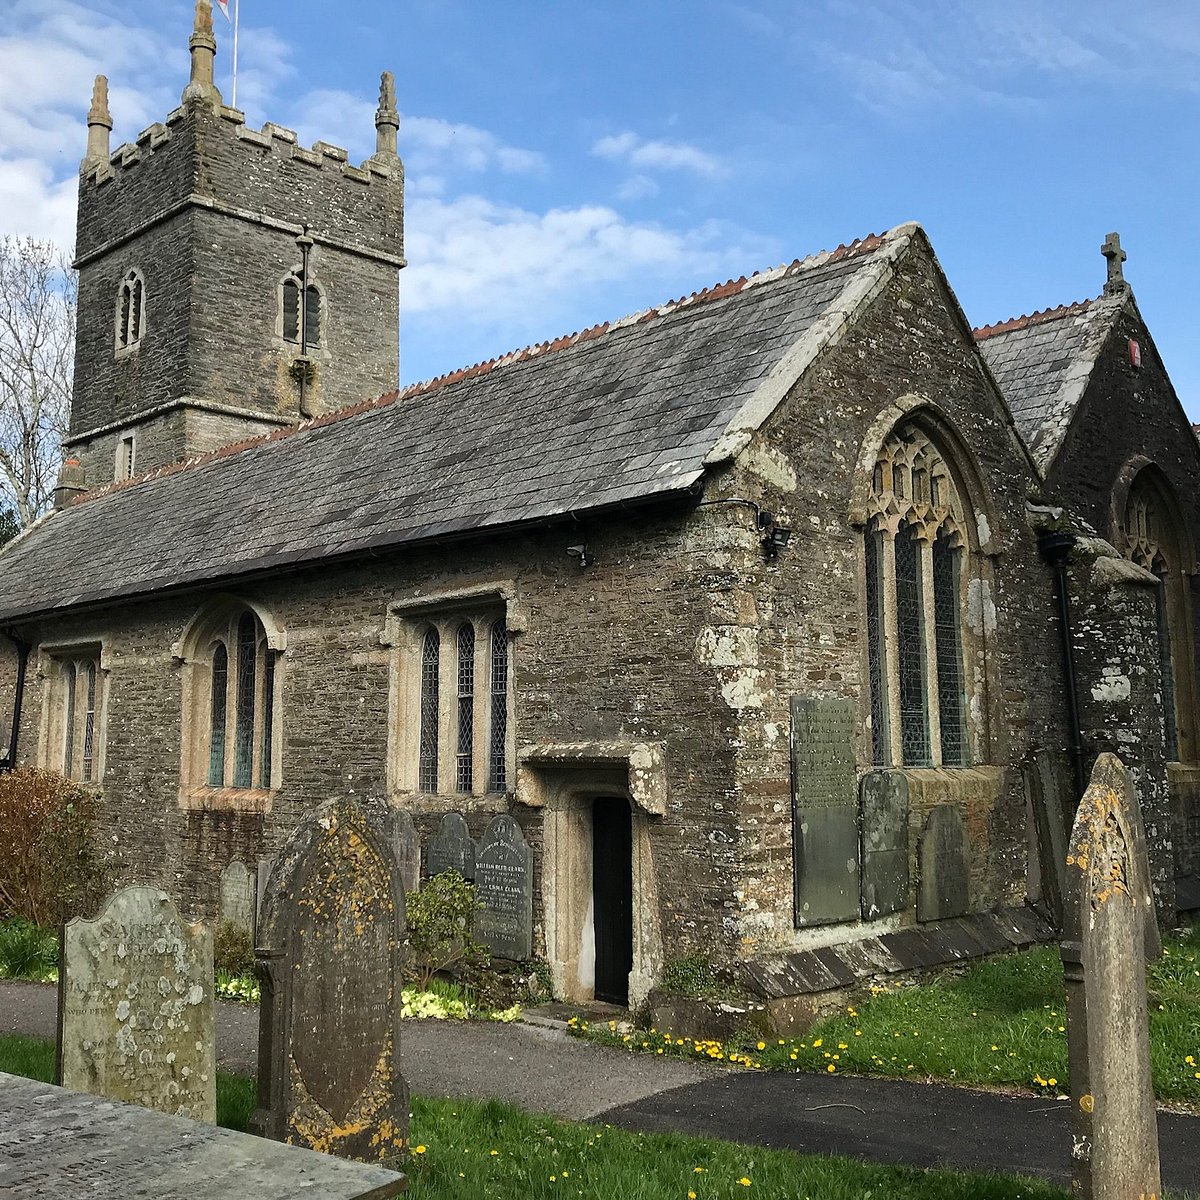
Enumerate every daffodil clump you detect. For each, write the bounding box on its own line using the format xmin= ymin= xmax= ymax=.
xmin=567 ymin=926 xmax=1200 ymax=1104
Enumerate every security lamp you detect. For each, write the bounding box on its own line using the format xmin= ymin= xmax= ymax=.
xmin=763 ymin=524 xmax=792 ymax=560
xmin=566 ymin=543 xmax=594 ymax=568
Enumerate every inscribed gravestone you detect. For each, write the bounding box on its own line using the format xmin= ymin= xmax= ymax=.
xmin=860 ymin=771 xmax=909 ymax=919
xmin=474 ymin=814 xmax=533 ymax=960
xmin=916 ymin=804 xmax=969 ymax=922
xmin=250 ymin=797 xmax=409 ymax=1164
xmin=59 ymin=886 xmax=215 ymax=1122
xmin=389 ymin=808 xmax=421 ymax=894
xmin=427 ymin=811 xmax=475 ymax=880
xmin=219 ymin=861 xmax=257 ymax=936
xmin=1061 ymin=753 xmax=1161 ymax=1200
xmin=790 ymin=696 xmax=859 ymax=926
xmin=1023 ymin=751 xmax=1069 ymax=927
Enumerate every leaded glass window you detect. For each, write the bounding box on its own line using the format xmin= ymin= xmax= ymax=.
xmin=456 ymin=623 xmax=475 ymax=793
xmin=81 ymin=663 xmax=97 ymax=783
xmin=419 ymin=628 xmax=440 ymax=793
xmin=490 ymin=621 xmax=509 ymax=793
xmin=233 ymin=613 xmax=257 ymax=788
xmin=54 ymin=653 xmax=105 ymax=784
xmin=208 ymin=643 xmax=228 ymax=787
xmin=261 ymin=652 xmax=275 ymax=790
xmin=864 ymin=423 xmax=971 ymax=768
xmin=63 ymin=663 xmax=77 ymax=779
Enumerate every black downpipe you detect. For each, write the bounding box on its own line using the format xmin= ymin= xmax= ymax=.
xmin=1039 ymin=530 xmax=1086 ymax=799
xmin=1 ymin=628 xmax=30 ymax=773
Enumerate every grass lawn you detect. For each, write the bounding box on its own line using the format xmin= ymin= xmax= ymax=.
xmin=0 ymin=1033 xmax=1068 ymax=1200
xmin=574 ymin=926 xmax=1200 ymax=1104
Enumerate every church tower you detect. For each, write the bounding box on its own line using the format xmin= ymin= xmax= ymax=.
xmin=67 ymin=0 xmax=404 ymax=489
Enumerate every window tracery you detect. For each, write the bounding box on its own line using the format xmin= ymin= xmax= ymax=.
xmin=864 ymin=425 xmax=969 ymax=767
xmin=115 ymin=269 xmax=146 ymax=353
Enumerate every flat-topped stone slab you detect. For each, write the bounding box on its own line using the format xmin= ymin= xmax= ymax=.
xmin=0 ymin=1071 xmax=406 ymax=1199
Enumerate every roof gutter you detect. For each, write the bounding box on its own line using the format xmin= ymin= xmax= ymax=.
xmin=0 ymin=627 xmax=30 ymax=774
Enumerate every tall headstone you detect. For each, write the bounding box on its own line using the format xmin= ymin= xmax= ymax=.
xmin=250 ymin=797 xmax=409 ymax=1165
xmin=790 ymin=696 xmax=859 ymax=926
xmin=219 ymin=861 xmax=257 ymax=937
xmin=427 ymin=812 xmax=476 ymax=881
xmin=58 ymin=886 xmax=216 ymax=1122
xmin=389 ymin=808 xmax=421 ymax=895
xmin=474 ymin=814 xmax=533 ymax=960
xmin=860 ymin=771 xmax=909 ymax=919
xmin=916 ymin=804 xmax=969 ymax=922
xmin=1061 ymin=753 xmax=1161 ymax=1200
xmin=1023 ymin=751 xmax=1069 ymax=927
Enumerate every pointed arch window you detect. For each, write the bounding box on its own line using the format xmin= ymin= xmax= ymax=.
xmin=46 ymin=648 xmax=106 ymax=784
xmin=419 ymin=628 xmax=441 ymax=793
xmin=1122 ymin=471 xmax=1195 ymax=763
xmin=864 ymin=425 xmax=972 ymax=768
xmin=281 ymin=271 xmax=323 ymax=348
xmin=115 ymin=269 xmax=146 ymax=352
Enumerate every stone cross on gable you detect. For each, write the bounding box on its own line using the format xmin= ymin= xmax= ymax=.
xmin=1101 ymin=232 xmax=1127 ymax=294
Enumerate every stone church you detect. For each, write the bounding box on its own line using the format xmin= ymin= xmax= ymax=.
xmin=0 ymin=2 xmax=1196 ymax=1019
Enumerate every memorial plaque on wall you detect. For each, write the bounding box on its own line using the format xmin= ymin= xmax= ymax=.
xmin=427 ymin=812 xmax=476 ymax=881
xmin=59 ymin=886 xmax=216 ymax=1122
xmin=791 ymin=696 xmax=860 ymax=926
xmin=474 ymin=815 xmax=533 ymax=960
xmin=860 ymin=771 xmax=909 ymax=919
xmin=916 ymin=804 xmax=969 ymax=922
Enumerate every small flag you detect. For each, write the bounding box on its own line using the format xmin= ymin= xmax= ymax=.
xmin=215 ymin=0 xmax=231 ymax=19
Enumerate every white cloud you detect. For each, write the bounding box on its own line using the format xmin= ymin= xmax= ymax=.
xmin=592 ymin=130 xmax=722 ymax=176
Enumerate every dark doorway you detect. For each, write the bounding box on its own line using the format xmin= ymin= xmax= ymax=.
xmin=592 ymin=796 xmax=633 ymax=1005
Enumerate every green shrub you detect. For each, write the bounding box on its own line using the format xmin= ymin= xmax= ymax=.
xmin=404 ymin=870 xmax=490 ymax=990
xmin=0 ymin=768 xmax=109 ymax=925
xmin=0 ymin=918 xmax=57 ymax=980
xmin=213 ymin=919 xmax=255 ymax=976
xmin=661 ymin=952 xmax=722 ymax=998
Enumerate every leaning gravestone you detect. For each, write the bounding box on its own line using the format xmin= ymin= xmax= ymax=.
xmin=1061 ymin=753 xmax=1161 ymax=1200
xmin=1023 ymin=751 xmax=1070 ymax=928
xmin=250 ymin=797 xmax=409 ymax=1166
xmin=59 ymin=886 xmax=215 ymax=1122
xmin=859 ymin=771 xmax=909 ymax=919
xmin=219 ymin=861 xmax=257 ymax=937
xmin=427 ymin=811 xmax=476 ymax=880
xmin=916 ymin=803 xmax=970 ymax=922
xmin=790 ymin=696 xmax=859 ymax=926
xmin=474 ymin=814 xmax=533 ymax=960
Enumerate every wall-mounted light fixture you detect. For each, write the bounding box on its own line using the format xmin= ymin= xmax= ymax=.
xmin=566 ymin=543 xmax=594 ymax=568
xmin=697 ymin=497 xmax=792 ymax=562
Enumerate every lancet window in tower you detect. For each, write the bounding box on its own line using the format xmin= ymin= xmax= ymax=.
xmin=115 ymin=269 xmax=146 ymax=352
xmin=864 ymin=424 xmax=971 ymax=768
xmin=281 ymin=273 xmax=323 ymax=348
xmin=1122 ymin=473 xmax=1193 ymax=762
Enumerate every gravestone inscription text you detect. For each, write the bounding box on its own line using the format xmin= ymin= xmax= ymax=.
xmin=474 ymin=815 xmax=533 ymax=960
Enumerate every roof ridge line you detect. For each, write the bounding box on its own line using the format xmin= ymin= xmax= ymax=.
xmin=65 ymin=227 xmax=897 ymax=510
xmin=973 ymin=298 xmax=1095 ymax=341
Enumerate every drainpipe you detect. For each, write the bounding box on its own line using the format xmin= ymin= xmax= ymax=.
xmin=0 ymin=628 xmax=30 ymax=774
xmin=1039 ymin=530 xmax=1086 ymax=799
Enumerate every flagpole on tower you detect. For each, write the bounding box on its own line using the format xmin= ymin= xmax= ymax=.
xmin=231 ymin=0 xmax=240 ymax=109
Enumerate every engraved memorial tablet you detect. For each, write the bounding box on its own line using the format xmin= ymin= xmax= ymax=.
xmin=790 ymin=696 xmax=859 ymax=926
xmin=474 ymin=814 xmax=533 ymax=960
xmin=427 ymin=811 xmax=476 ymax=881
xmin=917 ymin=804 xmax=969 ymax=922
xmin=59 ymin=885 xmax=216 ymax=1122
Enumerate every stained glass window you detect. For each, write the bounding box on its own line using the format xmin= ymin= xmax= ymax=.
xmin=208 ymin=643 xmax=228 ymax=787
xmin=489 ymin=620 xmax=509 ymax=793
xmin=895 ymin=520 xmax=930 ymax=766
xmin=233 ymin=613 xmax=257 ymax=788
xmin=456 ymin=623 xmax=475 ymax=793
xmin=419 ymin=628 xmax=440 ymax=793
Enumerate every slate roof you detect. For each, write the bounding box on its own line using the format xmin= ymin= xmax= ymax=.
xmin=0 ymin=224 xmax=920 ymax=622
xmin=975 ymin=290 xmax=1127 ymax=471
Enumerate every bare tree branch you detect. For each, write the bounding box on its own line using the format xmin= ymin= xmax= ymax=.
xmin=0 ymin=236 xmax=74 ymax=532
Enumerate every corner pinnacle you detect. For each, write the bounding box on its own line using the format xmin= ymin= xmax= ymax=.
xmin=84 ymin=75 xmax=112 ymax=169
xmin=375 ymin=70 xmax=400 ymax=158
xmin=182 ymin=0 xmax=222 ymax=108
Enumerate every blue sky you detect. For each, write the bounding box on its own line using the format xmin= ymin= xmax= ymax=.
xmin=3 ymin=0 xmax=1198 ymax=414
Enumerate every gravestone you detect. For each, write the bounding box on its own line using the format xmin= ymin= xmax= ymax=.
xmin=58 ymin=886 xmax=215 ymax=1122
xmin=1061 ymin=753 xmax=1161 ymax=1200
xmin=859 ymin=771 xmax=909 ymax=919
xmin=474 ymin=814 xmax=533 ymax=960
xmin=219 ymin=861 xmax=257 ymax=936
xmin=1023 ymin=751 xmax=1070 ymax=927
xmin=916 ymin=804 xmax=969 ymax=922
xmin=790 ymin=696 xmax=859 ymax=926
xmin=389 ymin=808 xmax=421 ymax=894
xmin=250 ymin=797 xmax=409 ymax=1164
xmin=427 ymin=811 xmax=476 ymax=880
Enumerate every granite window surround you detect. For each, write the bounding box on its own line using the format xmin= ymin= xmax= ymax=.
xmin=863 ymin=423 xmax=973 ymax=769
xmin=37 ymin=641 xmax=109 ymax=786
xmin=175 ymin=599 xmax=284 ymax=811
xmin=274 ymin=266 xmax=330 ymax=363
xmin=114 ymin=268 xmax=146 ymax=356
xmin=383 ymin=588 xmax=517 ymax=804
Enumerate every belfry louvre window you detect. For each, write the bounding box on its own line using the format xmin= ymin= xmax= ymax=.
xmin=864 ymin=425 xmax=969 ymax=768
xmin=195 ymin=607 xmax=281 ymax=792
xmin=407 ymin=612 xmax=512 ymax=796
xmin=115 ymin=269 xmax=146 ymax=352
xmin=281 ymin=274 xmax=322 ymax=348
xmin=47 ymin=650 xmax=105 ymax=784
xmin=1122 ymin=471 xmax=1195 ymax=763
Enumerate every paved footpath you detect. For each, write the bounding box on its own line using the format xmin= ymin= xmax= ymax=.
xmin=3 ymin=980 xmax=1197 ymax=1191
